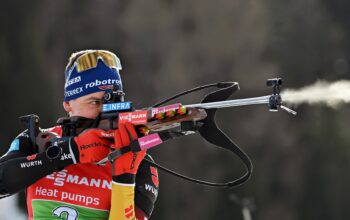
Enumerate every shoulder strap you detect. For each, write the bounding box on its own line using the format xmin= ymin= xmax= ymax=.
xmin=146 ymin=82 xmax=253 ymax=188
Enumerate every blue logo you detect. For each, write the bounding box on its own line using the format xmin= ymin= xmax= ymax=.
xmin=102 ymin=101 xmax=132 ymax=112
xmin=8 ymin=139 xmax=20 ymax=152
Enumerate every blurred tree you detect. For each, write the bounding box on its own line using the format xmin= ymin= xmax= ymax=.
xmin=1 ymin=0 xmax=350 ymax=219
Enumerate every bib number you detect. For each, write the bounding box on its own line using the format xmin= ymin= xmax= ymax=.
xmin=53 ymin=206 xmax=78 ymax=220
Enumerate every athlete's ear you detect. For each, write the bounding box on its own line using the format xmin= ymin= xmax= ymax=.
xmin=63 ymin=101 xmax=72 ymax=113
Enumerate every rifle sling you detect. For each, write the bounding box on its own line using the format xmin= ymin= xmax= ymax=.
xmin=145 ymin=82 xmax=253 ymax=188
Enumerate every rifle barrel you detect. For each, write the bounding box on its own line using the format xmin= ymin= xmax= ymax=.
xmin=184 ymin=95 xmax=271 ymax=109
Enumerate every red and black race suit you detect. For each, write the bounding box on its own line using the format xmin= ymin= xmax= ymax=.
xmin=0 ymin=126 xmax=159 ymax=219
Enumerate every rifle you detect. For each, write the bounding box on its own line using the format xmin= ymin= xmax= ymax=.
xmin=21 ymin=78 xmax=296 ymax=188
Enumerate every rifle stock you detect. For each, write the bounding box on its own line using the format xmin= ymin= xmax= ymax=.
xmin=34 ymin=106 xmax=207 ymax=151
xmin=97 ymin=107 xmax=207 ymax=132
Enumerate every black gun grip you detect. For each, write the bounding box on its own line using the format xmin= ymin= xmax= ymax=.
xmin=19 ymin=114 xmax=40 ymax=151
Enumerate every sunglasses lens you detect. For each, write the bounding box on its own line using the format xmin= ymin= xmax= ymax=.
xmin=76 ymin=51 xmax=122 ymax=73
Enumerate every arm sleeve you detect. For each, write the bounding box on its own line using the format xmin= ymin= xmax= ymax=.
xmin=135 ymin=154 xmax=159 ymax=218
xmin=0 ymin=131 xmax=74 ymax=198
xmin=108 ymin=154 xmax=159 ymax=220
xmin=109 ymin=181 xmax=136 ymax=220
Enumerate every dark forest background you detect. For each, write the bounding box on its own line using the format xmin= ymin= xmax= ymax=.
xmin=1 ymin=0 xmax=350 ymax=219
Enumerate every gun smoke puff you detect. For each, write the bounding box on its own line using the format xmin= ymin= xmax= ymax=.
xmin=281 ymin=80 xmax=350 ymax=108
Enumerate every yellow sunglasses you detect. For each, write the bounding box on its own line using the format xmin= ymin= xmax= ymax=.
xmin=74 ymin=50 xmax=122 ymax=73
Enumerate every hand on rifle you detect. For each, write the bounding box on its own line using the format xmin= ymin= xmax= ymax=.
xmin=108 ymin=123 xmax=147 ymax=220
xmin=71 ymin=129 xmax=113 ymax=164
xmin=111 ymin=122 xmax=146 ymax=183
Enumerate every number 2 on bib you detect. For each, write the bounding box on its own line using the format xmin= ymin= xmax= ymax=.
xmin=53 ymin=206 xmax=78 ymax=220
